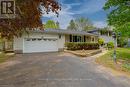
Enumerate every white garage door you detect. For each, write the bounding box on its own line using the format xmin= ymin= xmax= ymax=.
xmin=23 ymin=38 xmax=58 ymax=53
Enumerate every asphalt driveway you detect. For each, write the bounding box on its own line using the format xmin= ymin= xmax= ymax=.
xmin=0 ymin=52 xmax=130 ymax=87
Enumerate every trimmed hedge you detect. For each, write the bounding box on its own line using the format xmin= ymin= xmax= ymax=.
xmin=65 ymin=42 xmax=99 ymax=50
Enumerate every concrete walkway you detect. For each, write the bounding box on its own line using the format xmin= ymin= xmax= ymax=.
xmin=0 ymin=52 xmax=130 ymax=87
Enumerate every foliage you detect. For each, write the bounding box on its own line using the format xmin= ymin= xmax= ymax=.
xmin=0 ymin=0 xmax=61 ymax=38
xmin=114 ymin=22 xmax=130 ymax=37
xmin=107 ymin=42 xmax=114 ymax=49
xmin=67 ymin=20 xmax=77 ymax=30
xmin=98 ymin=38 xmax=104 ymax=46
xmin=103 ymin=0 xmax=130 ymax=37
xmin=44 ymin=20 xmax=59 ymax=29
xmin=122 ymin=63 xmax=130 ymax=72
xmin=117 ymin=37 xmax=128 ymax=47
xmin=65 ymin=42 xmax=99 ymax=50
xmin=75 ymin=17 xmax=94 ymax=31
xmin=67 ymin=17 xmax=94 ymax=31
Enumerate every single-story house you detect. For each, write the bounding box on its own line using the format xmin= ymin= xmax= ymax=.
xmin=14 ymin=29 xmax=99 ymax=53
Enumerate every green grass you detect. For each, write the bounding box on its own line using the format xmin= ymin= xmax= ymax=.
xmin=96 ymin=48 xmax=130 ymax=73
xmin=116 ymin=48 xmax=130 ymax=61
xmin=0 ymin=53 xmax=12 ymax=63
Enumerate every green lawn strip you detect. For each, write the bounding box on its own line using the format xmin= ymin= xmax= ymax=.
xmin=96 ymin=48 xmax=130 ymax=73
xmin=0 ymin=53 xmax=14 ymax=63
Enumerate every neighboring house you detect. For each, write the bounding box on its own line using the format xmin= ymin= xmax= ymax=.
xmin=128 ymin=38 xmax=130 ymax=47
xmin=14 ymin=29 xmax=98 ymax=53
xmin=88 ymin=29 xmax=114 ymax=44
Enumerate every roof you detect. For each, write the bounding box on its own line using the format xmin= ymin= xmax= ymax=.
xmin=30 ymin=29 xmax=98 ymax=36
xmin=87 ymin=29 xmax=113 ymax=33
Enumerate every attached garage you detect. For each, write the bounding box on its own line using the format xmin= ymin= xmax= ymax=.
xmin=23 ymin=38 xmax=58 ymax=53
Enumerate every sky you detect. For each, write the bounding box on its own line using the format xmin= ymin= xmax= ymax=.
xmin=41 ymin=0 xmax=108 ymax=29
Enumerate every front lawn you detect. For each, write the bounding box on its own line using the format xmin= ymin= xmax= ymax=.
xmin=96 ymin=48 xmax=130 ymax=73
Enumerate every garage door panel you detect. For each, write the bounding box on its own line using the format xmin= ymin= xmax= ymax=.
xmin=23 ymin=38 xmax=58 ymax=53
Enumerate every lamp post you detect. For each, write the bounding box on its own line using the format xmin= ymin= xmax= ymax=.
xmin=112 ymin=32 xmax=117 ymax=63
xmin=112 ymin=32 xmax=121 ymax=64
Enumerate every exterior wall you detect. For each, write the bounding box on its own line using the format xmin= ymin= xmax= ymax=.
xmin=13 ymin=37 xmax=23 ymax=53
xmin=58 ymin=35 xmax=65 ymax=51
xmin=100 ymin=35 xmax=114 ymax=43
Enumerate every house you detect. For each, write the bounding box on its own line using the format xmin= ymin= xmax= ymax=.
xmin=13 ymin=29 xmax=99 ymax=53
xmin=88 ymin=29 xmax=114 ymax=44
xmin=128 ymin=38 xmax=130 ymax=47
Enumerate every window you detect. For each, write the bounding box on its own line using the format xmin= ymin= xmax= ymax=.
xmin=92 ymin=38 xmax=95 ymax=42
xmin=26 ymin=38 xmax=31 ymax=41
xmin=43 ymin=39 xmax=47 ymax=41
xmin=37 ymin=38 xmax=42 ymax=41
xmin=48 ymin=39 xmax=52 ymax=41
xmin=32 ymin=38 xmax=36 ymax=41
xmin=69 ymin=35 xmax=83 ymax=42
xmin=70 ymin=35 xmax=72 ymax=42
xmin=53 ymin=39 xmax=57 ymax=41
xmin=84 ymin=36 xmax=86 ymax=42
xmin=59 ymin=35 xmax=61 ymax=39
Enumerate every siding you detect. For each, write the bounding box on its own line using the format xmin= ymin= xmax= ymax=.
xmin=100 ymin=35 xmax=114 ymax=43
xmin=128 ymin=38 xmax=130 ymax=47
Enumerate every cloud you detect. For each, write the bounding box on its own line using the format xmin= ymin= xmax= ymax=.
xmin=74 ymin=0 xmax=106 ymax=14
xmin=42 ymin=2 xmax=81 ymax=29
xmin=93 ymin=21 xmax=107 ymax=28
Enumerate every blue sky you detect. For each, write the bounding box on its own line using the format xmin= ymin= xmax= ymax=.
xmin=42 ymin=0 xmax=108 ymax=29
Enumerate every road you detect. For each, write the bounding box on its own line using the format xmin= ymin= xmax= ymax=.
xmin=0 ymin=52 xmax=130 ymax=87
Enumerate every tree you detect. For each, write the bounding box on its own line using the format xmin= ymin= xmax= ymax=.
xmin=75 ymin=17 xmax=94 ymax=31
xmin=44 ymin=20 xmax=59 ymax=29
xmin=67 ymin=20 xmax=77 ymax=30
xmin=67 ymin=17 xmax=94 ymax=31
xmin=103 ymin=0 xmax=130 ymax=37
xmin=0 ymin=0 xmax=61 ymax=38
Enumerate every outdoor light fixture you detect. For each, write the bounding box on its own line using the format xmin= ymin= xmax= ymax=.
xmin=112 ymin=32 xmax=121 ymax=63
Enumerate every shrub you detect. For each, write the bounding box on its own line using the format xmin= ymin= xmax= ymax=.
xmin=98 ymin=38 xmax=104 ymax=46
xmin=65 ymin=42 xmax=99 ymax=50
xmin=107 ymin=42 xmax=114 ymax=49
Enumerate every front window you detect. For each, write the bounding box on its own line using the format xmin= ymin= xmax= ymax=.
xmin=69 ymin=35 xmax=85 ymax=42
